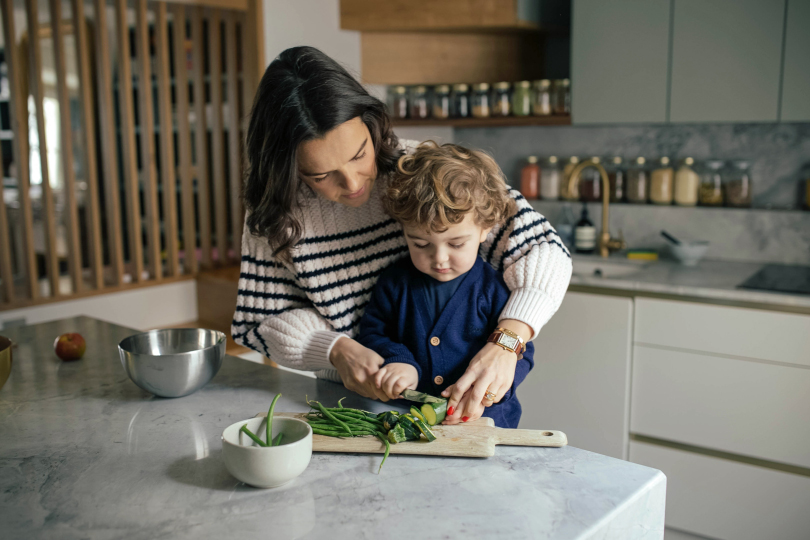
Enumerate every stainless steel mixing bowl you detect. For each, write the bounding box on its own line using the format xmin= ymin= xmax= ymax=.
xmin=118 ymin=328 xmax=225 ymax=398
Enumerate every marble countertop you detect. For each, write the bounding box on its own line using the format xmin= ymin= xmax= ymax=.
xmin=0 ymin=317 xmax=666 ymax=540
xmin=570 ymin=255 xmax=810 ymax=310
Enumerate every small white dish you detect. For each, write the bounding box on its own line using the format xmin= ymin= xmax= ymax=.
xmin=669 ymin=242 xmax=710 ymax=266
xmin=221 ymin=416 xmax=312 ymax=488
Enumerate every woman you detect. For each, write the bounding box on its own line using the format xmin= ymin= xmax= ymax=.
xmin=233 ymin=46 xmax=572 ymax=424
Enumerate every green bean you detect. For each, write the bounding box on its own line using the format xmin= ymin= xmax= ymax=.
xmin=337 ymin=397 xmax=345 ymax=408
xmin=273 ymin=432 xmax=283 ymax=446
xmin=310 ymin=427 xmax=376 ymax=437
xmin=327 ymin=413 xmax=382 ymax=430
xmin=375 ymin=432 xmax=390 ymax=474
xmin=326 ymin=410 xmax=384 ymax=424
xmin=266 ymin=393 xmax=281 ymax=447
xmin=240 ymin=424 xmax=268 ymax=447
xmin=310 ymin=400 xmax=353 ymax=436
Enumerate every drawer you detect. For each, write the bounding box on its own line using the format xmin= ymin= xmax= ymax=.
xmin=634 ymin=298 xmax=810 ymax=367
xmin=629 ymin=441 xmax=810 ymax=540
xmin=631 ymin=346 xmax=810 ymax=469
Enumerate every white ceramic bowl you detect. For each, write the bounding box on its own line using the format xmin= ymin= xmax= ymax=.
xmin=222 ymin=416 xmax=312 ymax=488
xmin=669 ymin=242 xmax=709 ymax=266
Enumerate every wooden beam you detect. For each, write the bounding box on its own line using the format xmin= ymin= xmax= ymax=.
xmin=72 ymin=0 xmax=104 ymax=290
xmin=0 ymin=0 xmax=38 ymax=299
xmin=155 ymin=2 xmax=180 ymax=276
xmin=135 ymin=0 xmax=162 ymax=281
xmin=191 ymin=8 xmax=212 ymax=268
xmin=0 ymin=156 xmax=13 ymax=304
xmin=171 ymin=4 xmax=198 ymax=274
xmin=93 ymin=0 xmax=125 ymax=286
xmin=154 ymin=0 xmax=248 ymax=11
xmin=339 ymin=0 xmax=534 ymax=31
xmin=244 ymin=0 xmax=264 ymax=93
xmin=50 ymin=0 xmax=84 ymax=294
xmin=115 ymin=0 xmax=145 ymax=282
xmin=26 ymin=0 xmax=61 ymax=297
xmin=208 ymin=9 xmax=227 ymax=264
xmin=225 ymin=12 xmax=241 ymax=261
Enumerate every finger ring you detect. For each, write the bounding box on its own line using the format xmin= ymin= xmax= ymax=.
xmin=484 ymin=390 xmax=497 ymax=401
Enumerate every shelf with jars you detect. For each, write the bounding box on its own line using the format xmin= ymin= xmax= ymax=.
xmin=387 ymin=79 xmax=571 ymax=127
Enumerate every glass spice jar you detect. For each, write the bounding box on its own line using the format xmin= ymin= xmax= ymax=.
xmin=606 ymin=156 xmax=625 ymax=203
xmin=451 ymin=83 xmax=471 ymax=118
xmin=561 ymin=156 xmax=580 ymax=201
xmin=699 ymin=160 xmax=724 ymax=206
xmin=650 ymin=156 xmax=674 ymax=205
xmin=579 ymin=157 xmax=602 ymax=202
xmin=389 ymin=85 xmax=408 ymax=119
xmin=410 ymin=85 xmax=429 ymax=119
xmin=724 ymin=160 xmax=752 ymax=208
xmin=540 ymin=156 xmax=561 ymax=200
xmin=532 ymin=79 xmax=552 ymax=116
xmin=552 ymin=79 xmax=570 ymax=115
xmin=626 ymin=157 xmax=649 ymax=204
xmin=472 ymin=83 xmax=491 ymax=118
xmin=492 ymin=82 xmax=511 ymax=117
xmin=520 ymin=156 xmax=540 ymax=199
xmin=432 ymin=84 xmax=451 ymax=119
xmin=512 ymin=81 xmax=532 ymax=116
xmin=674 ymin=157 xmax=699 ymax=206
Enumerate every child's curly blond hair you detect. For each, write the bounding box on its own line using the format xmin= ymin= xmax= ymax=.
xmin=383 ymin=141 xmax=516 ymax=232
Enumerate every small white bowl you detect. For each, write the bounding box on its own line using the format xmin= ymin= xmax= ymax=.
xmin=669 ymin=242 xmax=709 ymax=266
xmin=222 ymin=416 xmax=312 ymax=488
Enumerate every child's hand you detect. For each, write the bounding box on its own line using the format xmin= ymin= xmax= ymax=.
xmin=373 ymin=363 xmax=419 ymax=401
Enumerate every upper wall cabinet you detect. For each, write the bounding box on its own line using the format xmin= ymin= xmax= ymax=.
xmin=571 ymin=0 xmax=670 ymax=124
xmin=780 ymin=0 xmax=810 ymax=122
xmin=669 ymin=0 xmax=785 ymax=123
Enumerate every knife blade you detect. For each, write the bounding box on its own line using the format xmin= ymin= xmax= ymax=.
xmin=400 ymin=389 xmax=447 ymax=404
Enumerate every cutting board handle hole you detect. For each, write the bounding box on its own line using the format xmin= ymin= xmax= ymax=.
xmin=542 ymin=432 xmax=554 ymax=436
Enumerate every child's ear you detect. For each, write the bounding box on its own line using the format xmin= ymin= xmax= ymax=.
xmin=479 ymin=227 xmax=493 ymax=243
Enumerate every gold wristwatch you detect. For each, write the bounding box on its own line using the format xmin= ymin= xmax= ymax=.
xmin=487 ymin=327 xmax=525 ymax=356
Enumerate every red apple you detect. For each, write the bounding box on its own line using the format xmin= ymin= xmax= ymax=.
xmin=54 ymin=333 xmax=86 ymax=361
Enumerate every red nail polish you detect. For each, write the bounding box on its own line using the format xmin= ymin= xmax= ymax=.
xmin=448 ymin=406 xmax=455 ymax=415
xmin=462 ymin=416 xmax=469 ymax=422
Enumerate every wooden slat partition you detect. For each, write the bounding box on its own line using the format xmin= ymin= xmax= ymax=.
xmin=50 ymin=0 xmax=84 ymax=294
xmin=115 ymin=0 xmax=145 ymax=282
xmin=172 ymin=4 xmax=198 ymax=274
xmin=93 ymin=0 xmax=125 ymax=286
xmin=155 ymin=2 xmax=180 ymax=276
xmin=135 ymin=0 xmax=162 ymax=281
xmin=72 ymin=0 xmax=105 ymax=290
xmin=26 ymin=0 xmax=61 ymax=296
xmin=1 ymin=0 xmax=38 ymax=300
xmin=208 ymin=9 xmax=228 ymax=264
xmin=225 ymin=13 xmax=241 ymax=257
xmin=191 ymin=7 xmax=213 ymax=268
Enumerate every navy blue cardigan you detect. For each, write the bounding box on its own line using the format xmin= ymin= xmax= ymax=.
xmin=357 ymin=256 xmax=534 ymax=428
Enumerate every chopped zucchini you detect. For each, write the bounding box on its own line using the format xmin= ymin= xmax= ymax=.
xmin=380 ymin=411 xmax=400 ymax=431
xmin=412 ymin=417 xmax=437 ymax=442
xmin=409 ymin=406 xmax=427 ymax=423
xmin=398 ymin=414 xmax=423 ymax=440
xmin=387 ymin=424 xmax=409 ymax=444
xmin=420 ymin=401 xmax=447 ymax=426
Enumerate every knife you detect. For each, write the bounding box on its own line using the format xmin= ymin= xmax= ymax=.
xmin=400 ymin=389 xmax=447 ymax=404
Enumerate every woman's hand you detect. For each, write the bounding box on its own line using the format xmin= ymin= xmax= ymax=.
xmin=329 ymin=337 xmax=389 ymax=401
xmin=441 ymin=319 xmax=532 ymax=424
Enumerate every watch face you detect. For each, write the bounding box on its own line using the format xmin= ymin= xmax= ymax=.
xmin=498 ymin=334 xmax=519 ymax=351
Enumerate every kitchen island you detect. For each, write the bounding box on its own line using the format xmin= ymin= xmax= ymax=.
xmin=0 ymin=317 xmax=666 ymax=540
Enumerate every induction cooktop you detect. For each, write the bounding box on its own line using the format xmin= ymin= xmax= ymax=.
xmin=738 ymin=264 xmax=810 ymax=296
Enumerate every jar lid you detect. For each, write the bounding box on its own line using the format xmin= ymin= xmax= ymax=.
xmin=533 ymin=79 xmax=551 ymax=88
xmin=732 ymin=159 xmax=751 ymax=169
xmin=684 ymin=157 xmax=694 ymax=165
xmin=660 ymin=156 xmax=670 ymax=165
xmin=636 ymin=157 xmax=646 ymax=165
xmin=527 ymin=156 xmax=538 ymax=164
xmin=413 ymin=85 xmax=428 ymax=93
xmin=473 ymin=82 xmax=490 ymax=91
xmin=434 ymin=84 xmax=450 ymax=93
xmin=556 ymin=79 xmax=570 ymax=87
xmin=548 ymin=156 xmax=558 ymax=164
xmin=516 ymin=80 xmax=531 ymax=88
xmin=452 ymin=83 xmax=469 ymax=92
xmin=612 ymin=156 xmax=623 ymax=165
xmin=706 ymin=160 xmax=725 ymax=169
xmin=590 ymin=156 xmax=601 ymax=164
xmin=393 ymin=86 xmax=407 ymax=94
xmin=569 ymin=156 xmax=579 ymax=163
xmin=494 ymin=82 xmax=511 ymax=90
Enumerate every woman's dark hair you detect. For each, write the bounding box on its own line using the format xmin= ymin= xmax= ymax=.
xmin=243 ymin=46 xmax=401 ymax=259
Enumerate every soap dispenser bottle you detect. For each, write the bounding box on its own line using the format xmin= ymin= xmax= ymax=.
xmin=574 ymin=204 xmax=596 ymax=254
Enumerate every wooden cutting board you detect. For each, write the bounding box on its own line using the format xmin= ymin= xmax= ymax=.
xmin=259 ymin=412 xmax=568 ymax=458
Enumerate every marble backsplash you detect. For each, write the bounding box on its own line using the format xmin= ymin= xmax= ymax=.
xmin=531 ymin=201 xmax=810 ymax=266
xmin=456 ymin=123 xmax=810 ymax=210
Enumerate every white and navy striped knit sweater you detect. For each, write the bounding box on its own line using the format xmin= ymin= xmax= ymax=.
xmin=232 ymin=160 xmax=572 ymax=382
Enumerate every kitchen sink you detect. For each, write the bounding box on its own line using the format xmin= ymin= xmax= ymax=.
xmin=572 ymin=258 xmax=647 ymax=279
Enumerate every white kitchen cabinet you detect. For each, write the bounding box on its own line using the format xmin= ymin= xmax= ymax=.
xmin=630 ymin=441 xmax=810 ymax=540
xmin=780 ymin=0 xmax=810 ymax=121
xmin=518 ymin=291 xmax=633 ymax=460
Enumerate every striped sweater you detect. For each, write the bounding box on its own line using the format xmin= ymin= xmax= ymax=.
xmin=232 ymin=158 xmax=572 ymax=382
